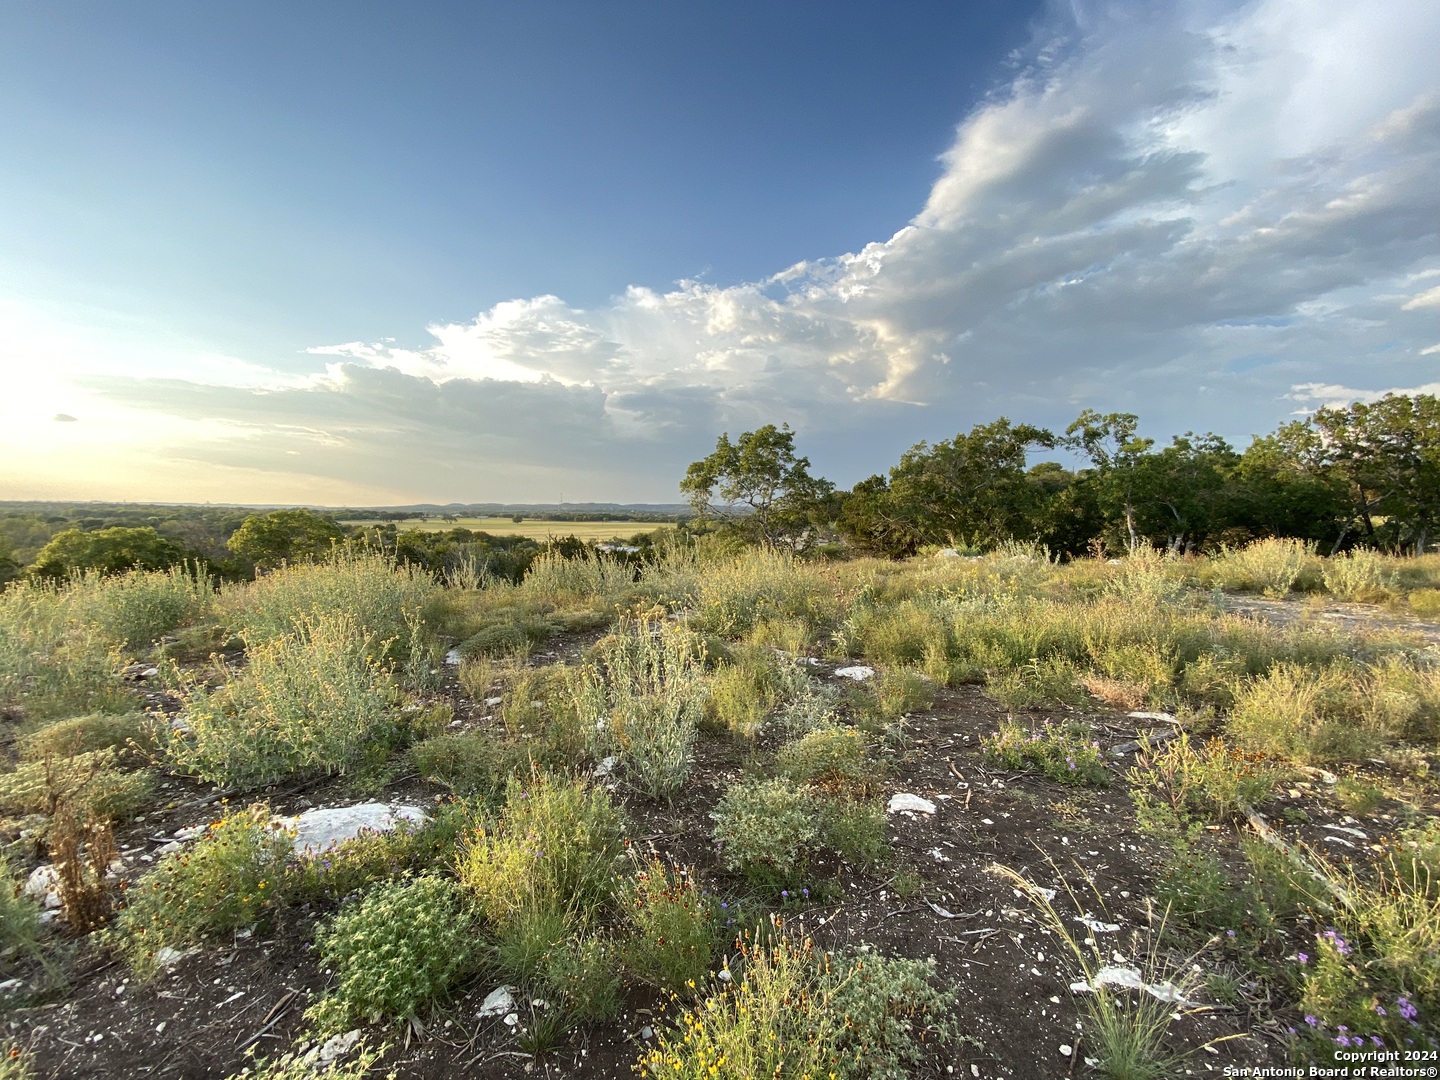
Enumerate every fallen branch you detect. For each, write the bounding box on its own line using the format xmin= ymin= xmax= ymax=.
xmin=1243 ymin=806 xmax=1352 ymax=912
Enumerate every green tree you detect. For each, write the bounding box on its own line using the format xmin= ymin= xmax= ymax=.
xmin=885 ymin=419 xmax=1057 ymax=549
xmin=1309 ymin=394 xmax=1440 ymax=553
xmin=226 ymin=509 xmax=347 ymax=570
xmin=680 ymin=424 xmax=835 ymax=549
xmin=28 ymin=526 xmax=189 ymax=580
xmin=1231 ymin=425 xmax=1351 ymax=548
xmin=1063 ymin=410 xmax=1155 ymax=551
xmin=1128 ymin=433 xmax=1240 ymax=552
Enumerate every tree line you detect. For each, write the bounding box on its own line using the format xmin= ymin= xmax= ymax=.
xmin=680 ymin=394 xmax=1440 ymax=557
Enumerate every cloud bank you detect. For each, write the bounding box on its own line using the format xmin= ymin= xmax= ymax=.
xmin=12 ymin=0 xmax=1440 ymax=503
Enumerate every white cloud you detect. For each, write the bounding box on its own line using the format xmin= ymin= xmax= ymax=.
xmin=7 ymin=0 xmax=1440 ymax=502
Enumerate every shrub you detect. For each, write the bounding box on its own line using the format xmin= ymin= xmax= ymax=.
xmin=703 ymin=645 xmax=805 ymax=737
xmin=982 ymin=719 xmax=1109 ymax=786
xmin=775 ymin=725 xmax=878 ymax=798
xmin=690 ymin=549 xmax=836 ymax=640
xmin=456 ymin=772 xmax=624 ymax=931
xmin=221 ymin=550 xmax=437 ymax=663
xmin=574 ymin=617 xmax=707 ymax=800
xmin=620 ymin=858 xmax=719 ymax=993
xmin=0 ymin=749 xmax=153 ymax=826
xmin=0 ymin=583 xmax=126 ymax=719
xmin=164 ymin=612 xmax=404 ymax=787
xmin=119 ymin=803 xmax=291 ymax=978
xmin=1323 ymin=549 xmax=1398 ymax=603
xmin=78 ymin=565 xmax=211 ymax=653
xmin=827 ymin=951 xmax=961 ymax=1080
xmin=307 ymin=875 xmax=477 ymax=1031
xmin=635 ymin=933 xmax=841 ymax=1080
xmin=710 ymin=779 xmax=819 ymax=888
xmin=519 ymin=550 xmax=635 ymax=605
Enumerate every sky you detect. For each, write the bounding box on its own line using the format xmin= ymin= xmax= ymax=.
xmin=1 ymin=0 xmax=1438 ymax=506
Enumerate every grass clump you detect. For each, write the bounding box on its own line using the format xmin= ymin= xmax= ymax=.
xmin=0 ymin=749 xmax=153 ymax=827
xmin=0 ymin=856 xmax=45 ymax=968
xmin=620 ymin=858 xmax=720 ymax=993
xmin=1209 ymin=538 xmax=1319 ymax=596
xmin=17 ymin=712 xmax=155 ymax=762
xmin=574 ymin=616 xmax=708 ymax=800
xmin=119 ymin=803 xmax=291 ymax=978
xmin=224 ymin=1037 xmax=390 ymax=1080
xmin=985 ymin=656 xmax=1089 ymax=711
xmin=409 ymin=731 xmax=522 ymax=798
xmin=307 ymin=874 xmax=477 ymax=1032
xmin=983 ymin=719 xmax=1109 ymax=786
xmin=164 ymin=611 xmax=406 ymax=787
xmin=826 ymin=951 xmax=962 ymax=1080
xmin=1128 ymin=734 xmax=1284 ymax=827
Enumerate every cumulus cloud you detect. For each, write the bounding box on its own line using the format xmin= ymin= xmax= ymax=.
xmin=20 ymin=0 xmax=1440 ymax=501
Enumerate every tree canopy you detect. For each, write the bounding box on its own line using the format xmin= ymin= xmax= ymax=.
xmin=226 ymin=509 xmax=347 ymax=570
xmin=680 ymin=424 xmax=835 ymax=549
xmin=28 ymin=526 xmax=190 ymax=580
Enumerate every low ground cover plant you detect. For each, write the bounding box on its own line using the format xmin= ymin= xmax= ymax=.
xmin=118 ymin=803 xmax=292 ymax=978
xmin=983 ymin=719 xmax=1109 ymax=785
xmin=710 ymin=777 xmax=820 ymax=888
xmin=307 ymin=874 xmax=477 ymax=1033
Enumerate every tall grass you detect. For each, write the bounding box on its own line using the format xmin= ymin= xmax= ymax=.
xmin=1208 ymin=538 xmax=1320 ymax=597
xmin=573 ymin=617 xmax=708 ymax=800
xmin=164 ymin=612 xmax=404 ymax=787
xmin=220 ymin=550 xmax=437 ymax=662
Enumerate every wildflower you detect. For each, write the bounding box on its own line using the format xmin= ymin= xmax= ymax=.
xmin=1375 ymin=1005 xmax=1387 ymax=1017
xmin=1397 ymin=997 xmax=1418 ymax=1021
xmin=1297 ymin=952 xmax=1309 ymax=964
xmin=1372 ymin=1036 xmax=1384 ymax=1047
xmin=1304 ymin=1015 xmax=1318 ymax=1028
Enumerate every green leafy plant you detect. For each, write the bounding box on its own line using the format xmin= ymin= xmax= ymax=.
xmin=308 ymin=874 xmax=477 ymax=1032
xmin=710 ymin=778 xmax=819 ymax=888
xmin=982 ymin=719 xmax=1109 ymax=786
xmin=119 ymin=803 xmax=291 ymax=978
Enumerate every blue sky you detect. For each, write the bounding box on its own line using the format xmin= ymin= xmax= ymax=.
xmin=2 ymin=0 xmax=1438 ymax=504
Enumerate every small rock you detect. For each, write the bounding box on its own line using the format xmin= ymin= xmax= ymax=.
xmin=833 ymin=665 xmax=875 ymax=682
xmin=24 ymin=865 xmax=61 ymax=909
xmin=444 ymin=648 xmax=463 ymax=666
xmin=640 ymin=1025 xmax=655 ymax=1040
xmin=154 ymin=946 xmax=198 ymax=971
xmin=484 ymin=697 xmax=503 ymax=707
xmin=593 ymin=756 xmax=618 ymax=779
xmin=308 ymin=1029 xmax=361 ymax=1067
xmin=1059 ymin=1044 xmax=1073 ymax=1057
xmin=277 ymin=803 xmax=428 ymax=856
xmin=887 ymin=793 xmax=936 ymax=815
xmin=477 ymin=986 xmax=515 ymax=1018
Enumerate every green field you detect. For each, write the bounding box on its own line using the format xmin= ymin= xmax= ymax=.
xmin=341 ymin=516 xmax=677 ymax=542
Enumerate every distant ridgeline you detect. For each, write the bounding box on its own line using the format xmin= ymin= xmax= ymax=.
xmin=0 ymin=500 xmax=690 ymax=586
xmin=1 ymin=392 xmax=1436 ymax=584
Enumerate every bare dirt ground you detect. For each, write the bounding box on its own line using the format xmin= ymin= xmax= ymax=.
xmin=7 ymin=613 xmax=1435 ymax=1079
